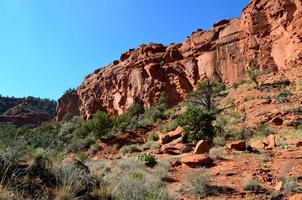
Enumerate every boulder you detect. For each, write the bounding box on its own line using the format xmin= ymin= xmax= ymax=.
xmin=180 ymin=154 xmax=214 ymax=168
xmin=287 ymin=139 xmax=302 ymax=147
xmin=160 ymin=143 xmax=193 ymax=155
xmin=250 ymin=140 xmax=266 ymax=150
xmin=226 ymin=141 xmax=246 ymax=151
xmin=193 ymin=140 xmax=211 ymax=154
xmin=263 ymin=134 xmax=276 ymax=149
xmin=160 ymin=127 xmax=183 ymax=144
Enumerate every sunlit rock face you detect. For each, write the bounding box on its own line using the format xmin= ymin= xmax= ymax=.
xmin=57 ymin=0 xmax=302 ymax=120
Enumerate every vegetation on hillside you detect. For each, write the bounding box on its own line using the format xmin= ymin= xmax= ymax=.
xmin=0 ymin=95 xmax=57 ymax=116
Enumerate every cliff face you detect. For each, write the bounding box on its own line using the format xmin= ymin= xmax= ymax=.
xmin=57 ymin=0 xmax=302 ymax=120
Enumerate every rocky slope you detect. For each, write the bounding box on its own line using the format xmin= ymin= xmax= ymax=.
xmin=0 ymin=96 xmax=56 ymax=125
xmin=57 ymin=0 xmax=302 ymax=120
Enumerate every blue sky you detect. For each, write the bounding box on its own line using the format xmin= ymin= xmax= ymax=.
xmin=0 ymin=0 xmax=248 ymax=100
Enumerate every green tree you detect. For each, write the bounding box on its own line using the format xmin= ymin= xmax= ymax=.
xmin=178 ymin=79 xmax=224 ymax=142
xmin=88 ymin=111 xmax=113 ymax=137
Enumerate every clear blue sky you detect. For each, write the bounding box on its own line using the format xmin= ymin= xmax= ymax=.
xmin=0 ymin=0 xmax=248 ymax=100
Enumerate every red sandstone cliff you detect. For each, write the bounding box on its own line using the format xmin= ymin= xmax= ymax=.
xmin=57 ymin=0 xmax=302 ymax=120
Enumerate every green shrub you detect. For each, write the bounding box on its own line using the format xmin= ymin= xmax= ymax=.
xmin=157 ymin=91 xmax=169 ymax=111
xmin=153 ymin=161 xmax=171 ymax=181
xmin=209 ymin=147 xmax=224 ymax=159
xmin=161 ymin=121 xmax=178 ymax=133
xmin=62 ymin=112 xmax=74 ymax=122
xmin=0 ymin=158 xmax=19 ymax=199
xmin=142 ymin=142 xmax=161 ymax=151
xmin=120 ymin=144 xmax=142 ymax=154
xmin=276 ymin=90 xmax=292 ymax=104
xmin=89 ymin=144 xmax=101 ymax=154
xmin=105 ymin=159 xmax=173 ymax=200
xmin=148 ymin=133 xmax=159 ymax=142
xmin=255 ymin=124 xmax=273 ymax=136
xmin=75 ymin=152 xmax=88 ymax=163
xmin=281 ymin=177 xmax=301 ymax=193
xmin=186 ymin=168 xmax=218 ymax=197
xmin=246 ymin=62 xmax=261 ymax=86
xmin=177 ymin=107 xmax=216 ymax=142
xmin=213 ymin=136 xmax=226 ymax=146
xmin=243 ymin=181 xmax=263 ymax=192
xmin=54 ymin=165 xmax=88 ymax=200
xmin=88 ymin=111 xmax=114 ymax=137
xmin=232 ymin=80 xmax=247 ymax=89
xmin=138 ymin=153 xmax=157 ymax=168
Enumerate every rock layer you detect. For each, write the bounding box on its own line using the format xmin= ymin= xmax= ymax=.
xmin=57 ymin=0 xmax=302 ymax=120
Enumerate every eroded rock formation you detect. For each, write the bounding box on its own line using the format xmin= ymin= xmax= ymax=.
xmin=57 ymin=0 xmax=302 ymax=120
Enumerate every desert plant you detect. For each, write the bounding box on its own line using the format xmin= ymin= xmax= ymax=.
xmin=178 ymin=79 xmax=226 ymax=142
xmin=89 ymin=144 xmax=101 ymax=154
xmin=153 ymin=161 xmax=171 ymax=181
xmin=213 ymin=135 xmax=226 ymax=146
xmin=281 ymin=177 xmax=301 ymax=193
xmin=54 ymin=165 xmax=88 ymax=200
xmin=75 ymin=152 xmax=88 ymax=163
xmin=105 ymin=159 xmax=173 ymax=200
xmin=232 ymin=80 xmax=247 ymax=89
xmin=243 ymin=180 xmax=263 ymax=192
xmin=177 ymin=107 xmax=216 ymax=142
xmin=120 ymin=144 xmax=142 ymax=154
xmin=148 ymin=133 xmax=159 ymax=142
xmin=161 ymin=121 xmax=178 ymax=133
xmin=209 ymin=147 xmax=224 ymax=159
xmin=255 ymin=124 xmax=273 ymax=136
xmin=187 ymin=79 xmax=222 ymax=111
xmin=246 ymin=62 xmax=261 ymax=86
xmin=0 ymin=159 xmax=19 ymax=200
xmin=186 ymin=168 xmax=218 ymax=197
xmin=88 ymin=111 xmax=114 ymax=138
xmin=138 ymin=153 xmax=157 ymax=168
xmin=142 ymin=142 xmax=161 ymax=151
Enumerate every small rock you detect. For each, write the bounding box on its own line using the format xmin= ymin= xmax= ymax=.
xmin=289 ymin=194 xmax=302 ymax=200
xmin=160 ymin=126 xmax=183 ymax=144
xmin=287 ymin=139 xmax=302 ymax=147
xmin=263 ymin=134 xmax=276 ymax=149
xmin=193 ymin=140 xmax=211 ymax=154
xmin=180 ymin=154 xmax=214 ymax=168
xmin=226 ymin=140 xmax=246 ymax=151
xmin=250 ymin=140 xmax=265 ymax=149
xmin=160 ymin=143 xmax=193 ymax=155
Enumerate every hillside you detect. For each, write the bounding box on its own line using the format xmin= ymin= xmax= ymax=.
xmin=0 ymin=95 xmax=56 ymax=125
xmin=0 ymin=0 xmax=301 ymax=200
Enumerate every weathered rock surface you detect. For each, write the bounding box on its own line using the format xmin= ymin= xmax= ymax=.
xmin=160 ymin=127 xmax=183 ymax=145
xmin=193 ymin=140 xmax=211 ymax=154
xmin=56 ymin=91 xmax=81 ymax=121
xmin=180 ymin=154 xmax=214 ymax=168
xmin=57 ymin=0 xmax=302 ymax=119
xmin=226 ymin=140 xmax=247 ymax=151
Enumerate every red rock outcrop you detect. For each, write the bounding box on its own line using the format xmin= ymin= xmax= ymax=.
xmin=0 ymin=102 xmax=52 ymax=126
xmin=57 ymin=0 xmax=302 ymax=120
xmin=56 ymin=91 xmax=81 ymax=121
